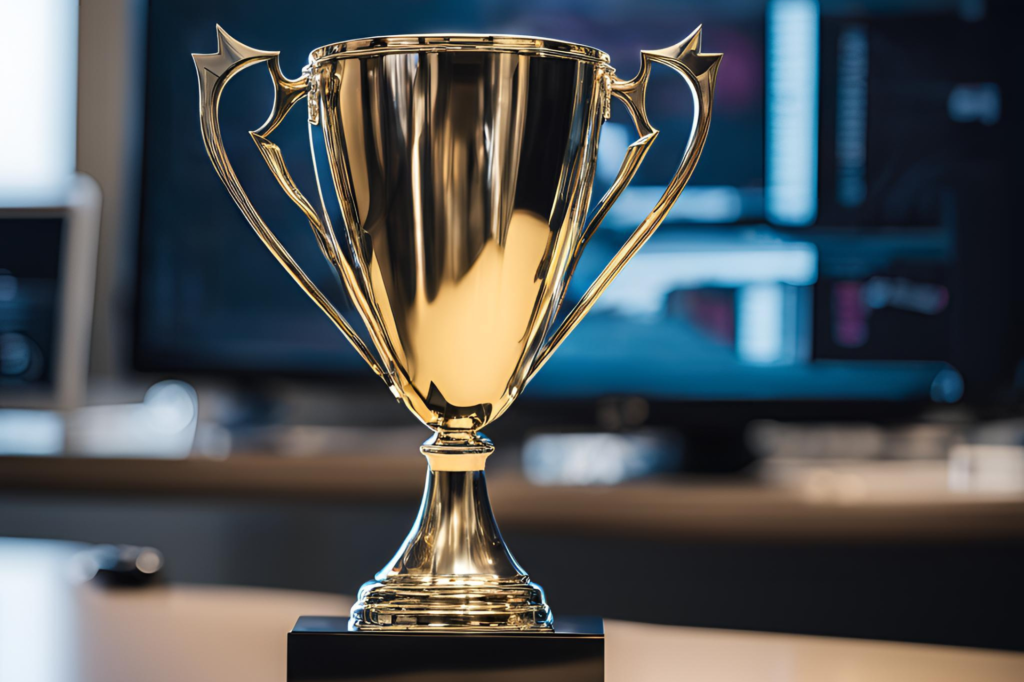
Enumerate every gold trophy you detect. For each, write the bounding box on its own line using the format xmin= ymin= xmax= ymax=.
xmin=194 ymin=25 xmax=718 ymax=644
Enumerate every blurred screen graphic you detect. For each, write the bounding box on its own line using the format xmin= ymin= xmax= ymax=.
xmin=0 ymin=218 xmax=63 ymax=393
xmin=134 ymin=0 xmax=1015 ymax=405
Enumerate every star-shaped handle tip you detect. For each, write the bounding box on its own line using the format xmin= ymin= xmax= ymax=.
xmin=192 ymin=26 xmax=276 ymax=82
xmin=644 ymin=25 xmax=723 ymax=78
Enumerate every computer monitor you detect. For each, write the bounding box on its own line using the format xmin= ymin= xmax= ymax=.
xmin=134 ymin=0 xmax=1018 ymax=411
xmin=1 ymin=176 xmax=102 ymax=411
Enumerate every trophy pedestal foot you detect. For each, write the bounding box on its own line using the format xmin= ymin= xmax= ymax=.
xmin=349 ymin=465 xmax=555 ymax=631
xmin=350 ymin=578 xmax=552 ymax=630
xmin=287 ymin=615 xmax=604 ymax=681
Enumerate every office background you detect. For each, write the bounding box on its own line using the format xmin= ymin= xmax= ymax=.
xmin=1 ymin=0 xmax=1022 ymax=666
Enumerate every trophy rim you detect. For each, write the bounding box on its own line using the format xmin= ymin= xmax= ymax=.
xmin=308 ymin=33 xmax=610 ymax=65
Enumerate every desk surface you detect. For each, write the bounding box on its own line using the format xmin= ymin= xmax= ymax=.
xmin=1 ymin=539 xmax=1022 ymax=682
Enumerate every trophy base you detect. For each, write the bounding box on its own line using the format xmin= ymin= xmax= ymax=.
xmin=287 ymin=615 xmax=604 ymax=681
xmin=350 ymin=577 xmax=552 ymax=631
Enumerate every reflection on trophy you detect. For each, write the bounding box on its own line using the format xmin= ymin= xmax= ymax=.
xmin=195 ymin=23 xmax=718 ymax=675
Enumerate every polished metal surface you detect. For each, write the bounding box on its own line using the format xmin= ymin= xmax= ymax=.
xmin=194 ymin=25 xmax=720 ymax=631
xmin=308 ymin=43 xmax=608 ymax=438
xmin=309 ymin=33 xmax=610 ymax=63
xmin=351 ymin=468 xmax=551 ymax=630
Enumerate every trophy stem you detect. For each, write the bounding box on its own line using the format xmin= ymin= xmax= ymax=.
xmin=349 ymin=434 xmax=553 ymax=631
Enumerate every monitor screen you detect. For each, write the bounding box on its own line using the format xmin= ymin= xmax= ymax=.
xmin=135 ymin=0 xmax=1013 ymax=404
xmin=1 ymin=216 xmax=64 ymax=393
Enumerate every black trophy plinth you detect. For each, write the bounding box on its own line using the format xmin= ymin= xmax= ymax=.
xmin=287 ymin=616 xmax=604 ymax=681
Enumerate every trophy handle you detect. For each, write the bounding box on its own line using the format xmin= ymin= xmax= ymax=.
xmin=193 ymin=26 xmax=392 ymax=387
xmin=528 ymin=26 xmax=721 ymax=381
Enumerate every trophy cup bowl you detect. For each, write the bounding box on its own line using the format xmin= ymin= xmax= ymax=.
xmin=194 ymin=28 xmax=719 ymax=634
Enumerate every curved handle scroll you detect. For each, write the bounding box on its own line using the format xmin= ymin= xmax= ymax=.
xmin=528 ymin=26 xmax=721 ymax=381
xmin=193 ymin=26 xmax=391 ymax=386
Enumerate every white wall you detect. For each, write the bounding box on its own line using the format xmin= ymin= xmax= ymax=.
xmin=0 ymin=0 xmax=78 ymax=191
